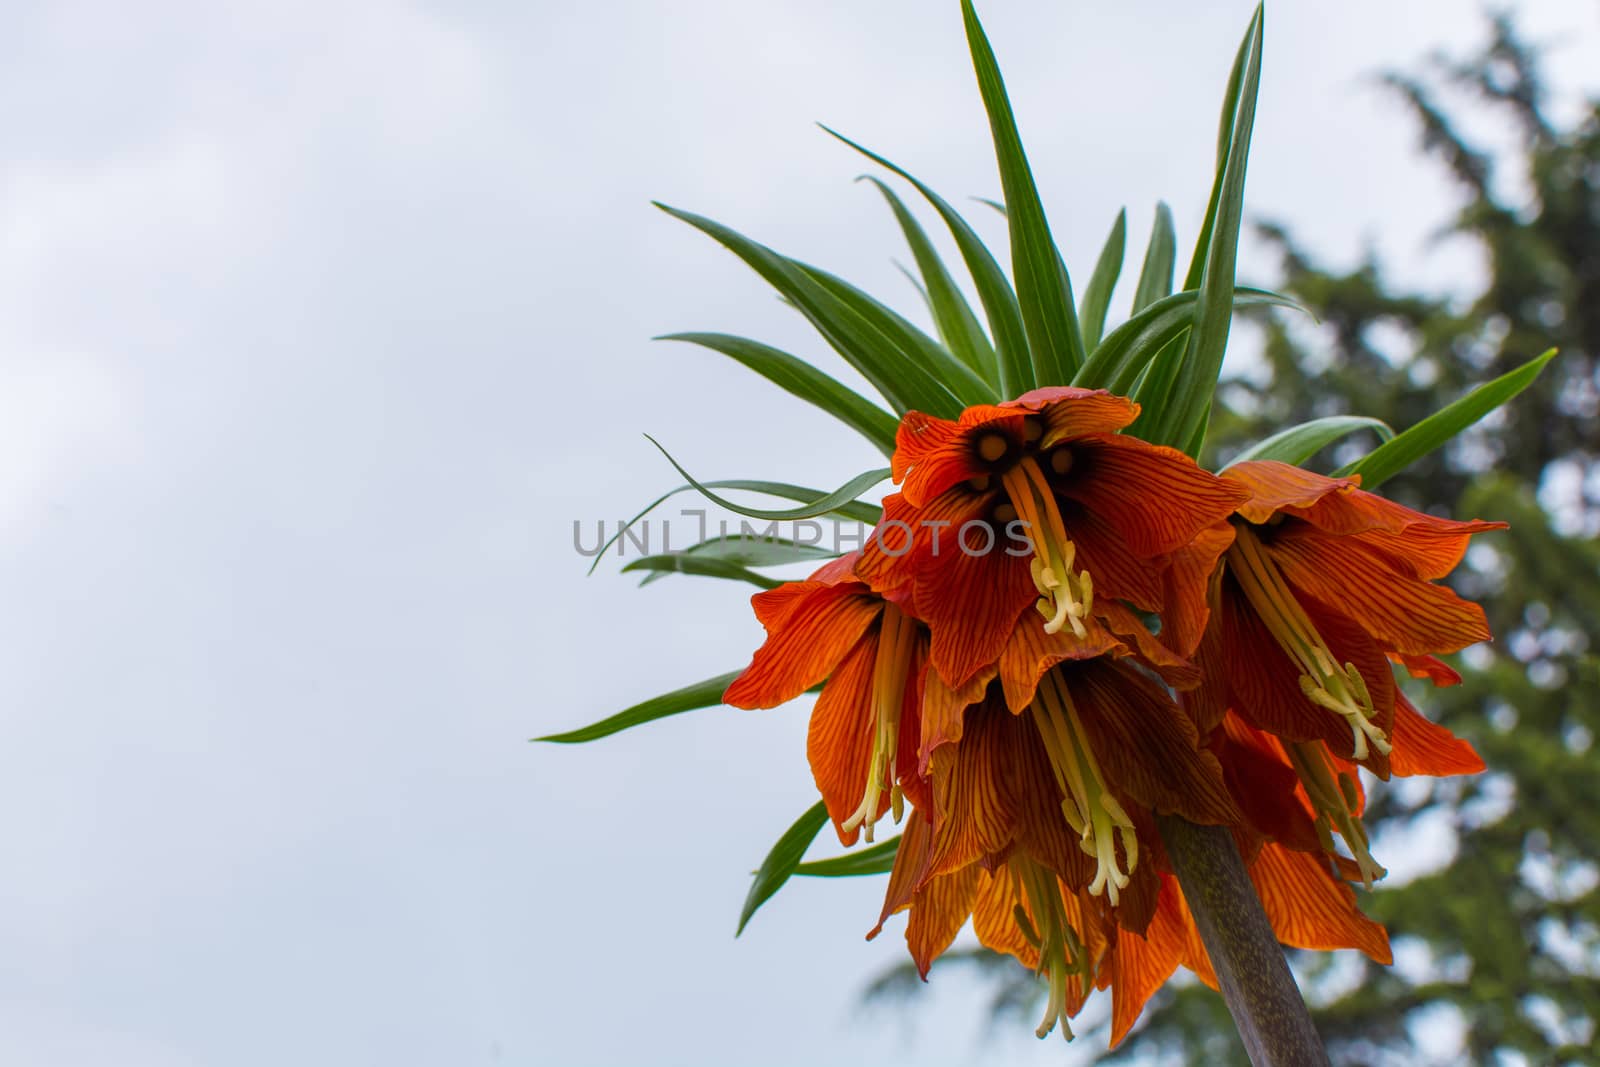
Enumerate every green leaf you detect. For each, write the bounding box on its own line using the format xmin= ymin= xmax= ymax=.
xmin=1079 ymin=209 xmax=1127 ymax=351
xmin=791 ymin=262 xmax=997 ymax=406
xmin=861 ymin=177 xmax=999 ymax=387
xmin=794 ymin=836 xmax=901 ymax=877
xmin=1223 ymin=415 xmax=1395 ymax=469
xmin=1151 ymin=6 xmax=1264 ymax=454
xmin=1131 ymin=202 xmax=1177 ymax=315
xmin=535 ymin=671 xmax=740 ymax=744
xmin=821 ymin=127 xmax=1033 ymax=398
xmin=585 ymin=479 xmax=880 ymax=575
xmin=658 ymin=333 xmax=898 ymax=457
xmin=961 ymin=0 xmax=1088 ymax=385
xmin=646 ymin=435 xmax=890 ymax=521
xmin=1333 ymin=349 xmax=1557 ymax=489
xmin=1185 ymin=8 xmax=1259 ymax=292
xmin=623 ymin=555 xmax=781 ymax=589
xmin=655 ymin=203 xmax=968 ymax=417
xmin=633 ymin=534 xmax=838 ymax=587
xmin=1076 ymin=286 xmax=1301 ymax=394
xmin=738 ymin=801 xmax=831 ymax=935
xmin=972 ymin=196 xmax=1007 ymax=217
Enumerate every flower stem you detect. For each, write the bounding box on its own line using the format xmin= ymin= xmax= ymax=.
xmin=1156 ymin=814 xmax=1330 ymax=1066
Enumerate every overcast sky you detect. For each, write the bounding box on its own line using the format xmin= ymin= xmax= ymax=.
xmin=1 ymin=2 xmax=1595 ymax=1065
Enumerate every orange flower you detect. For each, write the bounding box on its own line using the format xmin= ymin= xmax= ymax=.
xmin=1177 ymin=460 xmax=1498 ymax=880
xmin=911 ymin=624 xmax=1238 ymax=910
xmin=856 ymin=387 xmax=1248 ymax=690
xmin=723 ymin=555 xmax=929 ymax=844
xmin=871 ymin=812 xmax=1388 ymax=1045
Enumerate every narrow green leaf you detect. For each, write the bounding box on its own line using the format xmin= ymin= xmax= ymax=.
xmin=794 ymin=836 xmax=901 ymax=877
xmin=1079 ymin=209 xmax=1127 ymax=351
xmin=535 ymin=671 xmax=740 ymax=744
xmin=820 ymin=127 xmax=1033 ymax=397
xmin=972 ymin=196 xmax=1007 ymax=217
xmin=584 ymin=479 xmax=880 ymax=575
xmin=623 ymin=555 xmax=781 ymax=589
xmin=656 ymin=203 xmax=967 ymax=417
xmin=1333 ymin=349 xmax=1557 ymax=489
xmin=1185 ymin=8 xmax=1260 ymax=292
xmin=658 ymin=333 xmax=898 ymax=457
xmin=738 ymin=801 xmax=830 ymax=935
xmin=792 ymin=262 xmax=998 ymax=406
xmin=1155 ymin=7 xmax=1264 ymax=455
xmin=962 ymin=0 xmax=1087 ymax=384
xmin=861 ymin=177 xmax=999 ymax=387
xmin=634 ymin=534 xmax=838 ymax=587
xmin=1076 ymin=286 xmax=1301 ymax=394
xmin=1131 ymin=202 xmax=1177 ymax=315
xmin=1223 ymin=416 xmax=1395 ymax=469
xmin=646 ymin=435 xmax=889 ymax=521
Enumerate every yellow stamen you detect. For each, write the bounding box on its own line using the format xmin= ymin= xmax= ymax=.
xmin=1031 ymin=670 xmax=1138 ymax=905
xmin=1001 ymin=458 xmax=1093 ymax=638
xmin=841 ymin=604 xmax=917 ymax=843
xmin=1010 ymin=855 xmax=1090 ymax=1041
xmin=1228 ymin=525 xmax=1392 ymax=761
xmin=1286 ymin=740 xmax=1386 ymax=888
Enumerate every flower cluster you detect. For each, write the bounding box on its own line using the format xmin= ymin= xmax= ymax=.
xmin=725 ymin=387 xmax=1499 ymax=1043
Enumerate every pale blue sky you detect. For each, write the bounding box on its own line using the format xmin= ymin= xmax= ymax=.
xmin=0 ymin=2 xmax=1595 ymax=1065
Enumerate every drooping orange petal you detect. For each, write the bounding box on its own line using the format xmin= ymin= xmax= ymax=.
xmin=1114 ymin=839 xmax=1163 ymax=935
xmin=1069 ymin=660 xmax=1241 ymax=826
xmin=1249 ymin=842 xmax=1392 ymax=964
xmin=806 ymin=634 xmax=882 ymax=845
xmin=1391 ymin=651 xmax=1462 ymax=686
xmin=1107 ymin=877 xmax=1186 ymax=1048
xmin=1223 ymin=460 xmax=1356 ymax=525
xmin=1179 ymin=620 xmax=1230 ymax=738
xmin=1160 ymin=521 xmax=1234 ymax=659
xmin=1214 ymin=711 xmax=1323 ymax=853
xmin=749 ymin=580 xmax=816 ymax=630
xmin=1059 ymin=434 xmax=1251 ymax=557
xmin=998 ymin=611 xmax=1122 ymax=713
xmin=1389 ymin=693 xmax=1485 ymax=777
xmin=724 ymin=584 xmax=882 ymax=708
xmin=904 ymin=488 xmax=1039 ymax=690
xmin=1062 ymin=505 xmax=1165 ymax=610
xmin=1025 ymin=386 xmax=1140 ymax=444
xmin=926 ymin=697 xmax=1023 ymax=878
xmin=1098 ymin=600 xmax=1201 ymax=690
xmin=895 ymin=640 xmax=934 ymax=817
xmin=919 ymin=659 xmax=994 ymax=770
xmin=1270 ymin=527 xmax=1492 ymax=655
xmin=1168 ymin=879 xmax=1219 ymax=990
xmin=971 ymin=864 xmax=1039 ymax=969
xmin=1354 ymin=519 xmax=1504 ymax=580
xmin=907 ymin=863 xmax=982 ymax=978
xmin=895 ymin=408 xmax=1024 ymax=507
xmin=870 ymin=807 xmax=934 ymax=939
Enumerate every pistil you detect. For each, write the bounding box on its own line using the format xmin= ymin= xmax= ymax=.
xmin=1286 ymin=740 xmax=1386 ymax=888
xmin=1228 ymin=525 xmax=1392 ymax=761
xmin=1031 ymin=669 xmax=1139 ymax=904
xmin=841 ymin=603 xmax=918 ymax=842
xmin=1009 ymin=855 xmax=1091 ymax=1040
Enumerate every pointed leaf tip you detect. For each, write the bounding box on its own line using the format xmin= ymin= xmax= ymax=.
xmin=737 ymin=801 xmax=831 ymax=935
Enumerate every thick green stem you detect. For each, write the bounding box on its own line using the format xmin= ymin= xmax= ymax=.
xmin=1156 ymin=814 xmax=1330 ymax=1066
